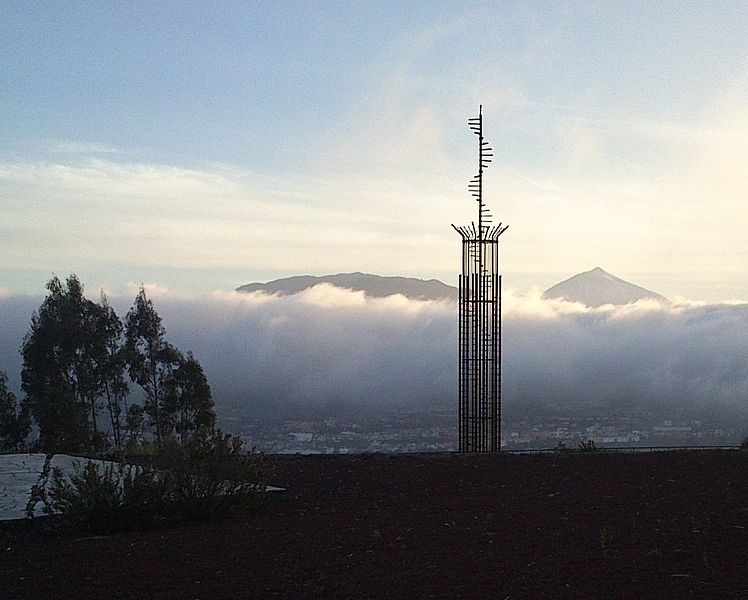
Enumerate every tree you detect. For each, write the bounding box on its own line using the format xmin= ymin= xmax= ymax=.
xmin=95 ymin=293 xmax=129 ymax=447
xmin=21 ymin=275 xmax=106 ymax=452
xmin=125 ymin=403 xmax=145 ymax=446
xmin=124 ymin=286 xmax=181 ymax=448
xmin=0 ymin=370 xmax=30 ymax=450
xmin=165 ymin=352 xmax=216 ymax=441
xmin=20 ymin=277 xmax=216 ymax=452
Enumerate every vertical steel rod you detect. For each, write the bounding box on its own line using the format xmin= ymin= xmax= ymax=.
xmin=452 ymin=108 xmax=507 ymax=453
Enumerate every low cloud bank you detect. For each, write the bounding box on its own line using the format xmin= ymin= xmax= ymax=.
xmin=503 ymin=293 xmax=748 ymax=419
xmin=1 ymin=285 xmax=746 ymax=423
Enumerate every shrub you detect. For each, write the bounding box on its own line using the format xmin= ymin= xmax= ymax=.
xmin=41 ymin=429 xmax=273 ymax=532
xmin=161 ymin=429 xmax=273 ymax=520
xmin=43 ymin=460 xmax=168 ymax=533
xmin=118 ymin=464 xmax=172 ymax=528
xmin=578 ymin=439 xmax=599 ymax=452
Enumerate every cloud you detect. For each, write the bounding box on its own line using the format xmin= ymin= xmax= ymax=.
xmin=0 ymin=157 xmax=462 ymax=283
xmin=2 ymin=67 xmax=748 ymax=301
xmin=1 ymin=287 xmax=745 ymax=426
xmin=503 ymin=293 xmax=748 ymax=420
xmin=45 ymin=140 xmax=131 ymax=155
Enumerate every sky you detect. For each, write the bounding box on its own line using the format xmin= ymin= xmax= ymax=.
xmin=1 ymin=1 xmax=748 ymax=300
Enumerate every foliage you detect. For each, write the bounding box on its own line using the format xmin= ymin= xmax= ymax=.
xmin=553 ymin=439 xmax=603 ymax=453
xmin=577 ymin=439 xmax=600 ymax=452
xmin=18 ymin=276 xmax=215 ymax=452
xmin=43 ymin=460 xmax=169 ymax=533
xmin=25 ymin=454 xmax=52 ymax=519
xmin=42 ymin=431 xmax=273 ymax=533
xmin=124 ymin=286 xmax=183 ymax=448
xmin=0 ymin=370 xmax=30 ymax=450
xmin=96 ymin=293 xmax=129 ymax=448
xmin=125 ymin=404 xmax=145 ymax=447
xmin=164 ymin=352 xmax=216 ymax=441
xmin=161 ymin=429 xmax=272 ymax=520
xmin=15 ymin=275 xmax=251 ymax=532
xmin=20 ymin=275 xmax=122 ymax=452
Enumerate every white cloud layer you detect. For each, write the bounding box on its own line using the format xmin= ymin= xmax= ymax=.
xmin=1 ymin=286 xmax=746 ymax=425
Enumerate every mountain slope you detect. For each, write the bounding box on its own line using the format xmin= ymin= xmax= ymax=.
xmin=543 ymin=267 xmax=669 ymax=307
xmin=237 ymin=272 xmax=458 ymax=301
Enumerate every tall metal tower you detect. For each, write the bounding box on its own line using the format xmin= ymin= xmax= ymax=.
xmin=452 ymin=106 xmax=508 ymax=452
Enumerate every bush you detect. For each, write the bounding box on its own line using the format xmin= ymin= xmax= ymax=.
xmin=41 ymin=430 xmax=273 ymax=533
xmin=161 ymin=429 xmax=273 ymax=520
xmin=43 ymin=460 xmax=169 ymax=533
xmin=118 ymin=464 xmax=172 ymax=528
xmin=578 ymin=439 xmax=599 ymax=452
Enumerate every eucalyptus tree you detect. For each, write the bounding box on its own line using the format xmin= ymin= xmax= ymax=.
xmin=21 ymin=275 xmax=104 ymax=451
xmin=20 ymin=277 xmax=217 ymax=452
xmin=165 ymin=352 xmax=216 ymax=442
xmin=96 ymin=293 xmax=129 ymax=447
xmin=124 ymin=286 xmax=182 ymax=448
xmin=0 ymin=370 xmax=30 ymax=450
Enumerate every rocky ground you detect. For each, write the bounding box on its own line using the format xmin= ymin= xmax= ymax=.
xmin=2 ymin=450 xmax=746 ymax=599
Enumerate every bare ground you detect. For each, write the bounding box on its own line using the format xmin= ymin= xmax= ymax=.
xmin=2 ymin=450 xmax=747 ymax=599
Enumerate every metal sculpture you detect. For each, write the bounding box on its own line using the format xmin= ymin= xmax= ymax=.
xmin=452 ymin=106 xmax=508 ymax=452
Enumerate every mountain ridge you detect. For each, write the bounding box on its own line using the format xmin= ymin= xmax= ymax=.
xmin=236 ymin=272 xmax=458 ymax=301
xmin=542 ymin=266 xmax=669 ymax=307
xmin=237 ymin=268 xmax=669 ymax=307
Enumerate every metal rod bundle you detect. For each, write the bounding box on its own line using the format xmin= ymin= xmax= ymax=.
xmin=451 ymin=106 xmax=508 ymax=452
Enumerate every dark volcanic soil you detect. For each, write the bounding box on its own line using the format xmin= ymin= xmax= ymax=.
xmin=2 ymin=450 xmax=747 ymax=599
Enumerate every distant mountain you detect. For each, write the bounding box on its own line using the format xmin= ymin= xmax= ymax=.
xmin=237 ymin=272 xmax=458 ymax=301
xmin=238 ymin=268 xmax=668 ymax=307
xmin=543 ymin=267 xmax=669 ymax=307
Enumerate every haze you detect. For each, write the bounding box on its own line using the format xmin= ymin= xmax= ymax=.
xmin=2 ymin=286 xmax=746 ymax=428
